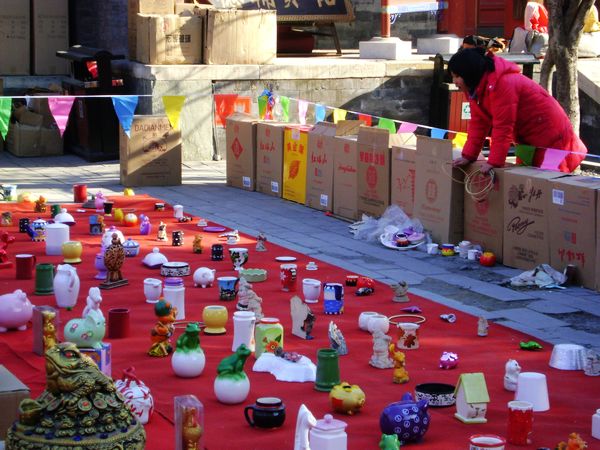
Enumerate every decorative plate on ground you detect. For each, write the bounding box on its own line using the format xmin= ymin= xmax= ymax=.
xmin=415 ymin=383 xmax=456 ymax=407
xmin=379 ymin=234 xmax=424 ymax=251
xmin=203 ymin=226 xmax=226 ymax=233
xmin=275 ymin=256 xmax=297 ymax=262
xmin=239 ymin=268 xmax=268 ymax=282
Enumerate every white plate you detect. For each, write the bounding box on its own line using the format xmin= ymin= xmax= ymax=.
xmin=275 ymin=256 xmax=297 ymax=262
xmin=379 ymin=234 xmax=425 ymax=251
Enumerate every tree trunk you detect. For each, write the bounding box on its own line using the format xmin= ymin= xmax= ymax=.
xmin=539 ymin=0 xmax=595 ymax=134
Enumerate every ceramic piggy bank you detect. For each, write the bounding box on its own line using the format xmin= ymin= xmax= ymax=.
xmin=193 ymin=267 xmax=216 ymax=288
xmin=380 ymin=392 xmax=430 ymax=444
xmin=63 ymin=310 xmax=106 ymax=349
xmin=329 ymin=382 xmax=366 ymax=415
xmin=0 ymin=289 xmax=33 ymax=332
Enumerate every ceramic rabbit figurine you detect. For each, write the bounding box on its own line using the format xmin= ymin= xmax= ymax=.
xmin=64 ymin=308 xmax=106 ymax=349
xmin=82 ymin=287 xmax=104 ymax=321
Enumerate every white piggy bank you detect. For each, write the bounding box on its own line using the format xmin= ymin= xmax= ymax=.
xmin=0 ymin=289 xmax=33 ymax=332
xmin=193 ymin=267 xmax=216 ymax=288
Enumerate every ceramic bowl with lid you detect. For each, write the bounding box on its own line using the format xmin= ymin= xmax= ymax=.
xmin=54 ymin=208 xmax=75 ymax=226
xmin=122 ymin=238 xmax=140 ymax=257
xmin=142 ymin=247 xmax=168 ymax=269
xmin=161 ymin=261 xmax=191 ymax=277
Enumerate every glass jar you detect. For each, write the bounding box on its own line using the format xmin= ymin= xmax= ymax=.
xmin=163 ymin=277 xmax=185 ymax=321
xmin=254 ymin=317 xmax=283 ymax=359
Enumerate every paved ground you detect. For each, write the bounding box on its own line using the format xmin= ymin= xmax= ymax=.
xmin=1 ymin=151 xmax=599 ymax=355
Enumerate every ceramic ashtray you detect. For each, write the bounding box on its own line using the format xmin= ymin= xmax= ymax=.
xmin=414 ymin=383 xmax=456 ymax=407
xmin=239 ymin=268 xmax=267 ymax=282
xmin=161 ymin=261 xmax=191 ymax=277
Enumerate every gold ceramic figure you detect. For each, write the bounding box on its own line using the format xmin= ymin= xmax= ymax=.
xmin=5 ymin=342 xmax=145 ymax=449
xmin=182 ymin=406 xmax=203 ymax=450
xmin=42 ymin=310 xmax=58 ymax=352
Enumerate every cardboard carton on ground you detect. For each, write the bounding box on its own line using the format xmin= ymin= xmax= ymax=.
xmin=0 ymin=364 xmax=30 ymax=439
xmin=357 ymin=127 xmax=407 ymax=218
xmin=128 ymin=0 xmax=175 ymax=60
xmin=204 ymin=9 xmax=276 ymax=64
xmin=283 ymin=125 xmax=313 ymax=204
xmin=502 ymin=166 xmax=566 ymax=270
xmin=306 ymin=120 xmax=364 ymax=212
xmin=547 ymin=175 xmax=600 ymax=289
xmin=333 ymin=134 xmax=359 ymax=220
xmin=31 ymin=0 xmax=69 ymax=75
xmin=256 ymin=121 xmax=290 ymax=198
xmin=390 ymin=139 xmax=417 ymax=218
xmin=6 ymin=123 xmax=63 ymax=157
xmin=463 ymin=162 xmax=511 ymax=262
xmin=225 ymin=113 xmax=259 ymax=191
xmin=13 ymin=106 xmax=44 ymax=127
xmin=119 ymin=115 xmax=182 ymax=187
xmin=0 ymin=0 xmax=30 ymax=75
xmin=414 ymin=136 xmax=465 ymax=244
xmin=137 ymin=14 xmax=203 ymax=65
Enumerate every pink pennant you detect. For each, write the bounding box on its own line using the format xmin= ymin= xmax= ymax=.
xmin=540 ymin=147 xmax=567 ymax=171
xmin=298 ymin=100 xmax=308 ymax=125
xmin=48 ymin=96 xmax=75 ymax=137
xmin=398 ymin=122 xmax=418 ymax=133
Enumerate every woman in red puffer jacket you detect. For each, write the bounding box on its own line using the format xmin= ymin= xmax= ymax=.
xmin=449 ymin=47 xmax=587 ymax=173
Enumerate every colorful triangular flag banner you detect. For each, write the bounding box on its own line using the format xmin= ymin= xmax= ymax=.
xmin=48 ymin=96 xmax=75 ymax=138
xmin=540 ymin=147 xmax=566 ymax=171
xmin=280 ymin=95 xmax=290 ymax=122
xmin=0 ymin=98 xmax=11 ymax=140
xmin=377 ymin=117 xmax=396 ymax=134
xmin=163 ymin=95 xmax=185 ymax=131
xmin=431 ymin=128 xmax=447 ymax=139
xmin=333 ymin=108 xmax=347 ymax=124
xmin=452 ymin=132 xmax=468 ymax=148
xmin=398 ymin=122 xmax=418 ymax=133
xmin=112 ymin=96 xmax=139 ymax=138
xmin=315 ymin=104 xmax=326 ymax=123
xmin=298 ymin=100 xmax=308 ymax=125
xmin=214 ymin=94 xmax=238 ymax=127
xmin=515 ymin=144 xmax=536 ymax=166
xmin=358 ymin=113 xmax=372 ymax=127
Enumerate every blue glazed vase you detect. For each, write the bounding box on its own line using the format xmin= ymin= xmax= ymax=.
xmin=379 ymin=392 xmax=430 ymax=444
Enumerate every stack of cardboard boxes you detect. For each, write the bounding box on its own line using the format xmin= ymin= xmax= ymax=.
xmin=6 ymin=103 xmax=63 ymax=157
xmin=0 ymin=0 xmax=69 ymax=75
xmin=129 ymin=0 xmax=276 ymax=65
xmin=226 ymin=115 xmax=600 ymax=291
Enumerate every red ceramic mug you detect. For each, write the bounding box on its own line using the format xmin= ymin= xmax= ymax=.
xmin=16 ymin=254 xmax=37 ymax=280
xmin=73 ymin=184 xmax=87 ymax=203
xmin=280 ymin=264 xmax=297 ymax=292
xmin=108 ymin=308 xmax=131 ymax=339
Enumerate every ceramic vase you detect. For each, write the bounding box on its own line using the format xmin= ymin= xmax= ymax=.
xmin=94 ymin=253 xmax=107 ymax=280
xmin=232 ymin=311 xmax=256 ymax=352
xmin=53 ymin=264 xmax=80 ymax=309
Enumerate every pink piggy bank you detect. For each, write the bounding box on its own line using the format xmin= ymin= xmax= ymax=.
xmin=439 ymin=351 xmax=458 ymax=369
xmin=0 ymin=289 xmax=33 ymax=332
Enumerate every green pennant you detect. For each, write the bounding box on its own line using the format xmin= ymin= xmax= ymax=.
xmin=0 ymin=98 xmax=11 ymax=140
xmin=515 ymin=144 xmax=536 ymax=166
xmin=258 ymin=96 xmax=267 ymax=120
xmin=280 ymin=95 xmax=290 ymax=122
xmin=377 ymin=117 xmax=396 ymax=134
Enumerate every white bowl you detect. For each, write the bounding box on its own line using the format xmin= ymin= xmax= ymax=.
xmin=549 ymin=343 xmax=586 ymax=370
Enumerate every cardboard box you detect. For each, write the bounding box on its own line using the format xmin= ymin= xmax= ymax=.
xmin=502 ymin=167 xmax=566 ymax=270
xmin=333 ymin=134 xmax=359 ymax=220
xmin=0 ymin=364 xmax=30 ymax=439
xmin=204 ymin=9 xmax=276 ymax=64
xmin=306 ymin=120 xmax=364 ymax=212
xmin=390 ymin=141 xmax=417 ymax=217
xmin=80 ymin=343 xmax=112 ymax=377
xmin=547 ymin=175 xmax=600 ymax=289
xmin=225 ymin=113 xmax=258 ymax=191
xmin=6 ymin=122 xmax=63 ymax=157
xmin=414 ymin=136 xmax=464 ymax=244
xmin=137 ymin=14 xmax=203 ymax=64
xmin=282 ymin=125 xmax=312 ymax=204
xmin=128 ymin=0 xmax=175 ymax=60
xmin=0 ymin=0 xmax=30 ymax=75
xmin=463 ymin=162 xmax=510 ymax=262
xmin=119 ymin=115 xmax=182 ymax=186
xmin=357 ymin=127 xmax=404 ymax=218
xmin=31 ymin=0 xmax=69 ymax=75
xmin=14 ymin=105 xmax=44 ymax=127
xmin=256 ymin=121 xmax=288 ymax=198
xmin=28 ymin=97 xmax=56 ymax=128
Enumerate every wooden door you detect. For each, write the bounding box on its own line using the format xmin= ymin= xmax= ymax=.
xmin=478 ymin=0 xmax=505 ymax=36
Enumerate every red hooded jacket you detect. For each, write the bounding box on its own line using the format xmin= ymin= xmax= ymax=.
xmin=461 ymin=55 xmax=587 ymax=172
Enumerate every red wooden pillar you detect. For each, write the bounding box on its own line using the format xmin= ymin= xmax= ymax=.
xmin=381 ymin=0 xmax=391 ymax=38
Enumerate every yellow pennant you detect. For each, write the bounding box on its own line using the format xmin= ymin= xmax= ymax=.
xmin=162 ymin=96 xmax=186 ymax=130
xmin=452 ymin=132 xmax=468 ymax=148
xmin=333 ymin=108 xmax=347 ymax=124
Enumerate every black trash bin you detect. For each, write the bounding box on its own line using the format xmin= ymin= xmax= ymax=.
xmin=56 ymin=45 xmax=125 ymax=162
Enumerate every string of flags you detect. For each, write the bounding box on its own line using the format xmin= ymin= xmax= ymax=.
xmin=0 ymin=92 xmax=591 ymax=172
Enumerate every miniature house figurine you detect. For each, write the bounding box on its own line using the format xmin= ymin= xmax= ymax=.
xmin=454 ymin=372 xmax=490 ymax=423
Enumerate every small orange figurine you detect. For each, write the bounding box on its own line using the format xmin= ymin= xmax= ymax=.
xmin=390 ymin=343 xmax=409 ymax=384
xmin=34 ymin=195 xmax=47 ymax=213
xmin=148 ymin=300 xmax=177 ymax=357
xmin=556 ymin=432 xmax=587 ymax=450
xmin=182 ymin=406 xmax=202 ymax=450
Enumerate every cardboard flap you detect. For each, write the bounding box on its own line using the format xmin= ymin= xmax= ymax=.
xmin=392 ymin=132 xmax=417 ymax=147
xmin=416 ymin=135 xmax=455 ymax=160
xmin=335 ymin=120 xmax=365 ymax=137
xmin=357 ymin=126 xmax=392 ymax=148
xmin=311 ymin=121 xmax=337 ymax=137
xmin=226 ymin=112 xmax=259 ymax=126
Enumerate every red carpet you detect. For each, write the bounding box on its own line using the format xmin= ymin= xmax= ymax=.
xmin=0 ymin=195 xmax=598 ymax=449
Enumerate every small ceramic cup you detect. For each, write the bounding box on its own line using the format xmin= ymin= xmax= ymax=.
xmin=62 ymin=241 xmax=83 ymax=264
xmin=244 ymin=397 xmax=286 ymax=429
xmin=202 ymin=305 xmax=228 ymax=335
xmin=358 ymin=311 xmax=380 ymax=331
xmin=426 ymin=243 xmax=439 ymax=255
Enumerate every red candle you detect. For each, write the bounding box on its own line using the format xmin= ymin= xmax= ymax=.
xmin=507 ymin=400 xmax=533 ymax=445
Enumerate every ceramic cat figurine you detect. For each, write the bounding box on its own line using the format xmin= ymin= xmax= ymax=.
xmin=64 ymin=309 xmax=106 ymax=350
xmin=504 ymin=358 xmax=521 ymax=391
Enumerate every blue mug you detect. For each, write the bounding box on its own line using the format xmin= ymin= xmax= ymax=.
xmin=323 ymin=282 xmax=344 ymax=315
xmin=217 ymin=276 xmax=239 ymax=301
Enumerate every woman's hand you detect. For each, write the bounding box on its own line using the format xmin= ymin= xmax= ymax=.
xmin=478 ymin=162 xmax=494 ymax=175
xmin=452 ymin=157 xmax=472 ymax=168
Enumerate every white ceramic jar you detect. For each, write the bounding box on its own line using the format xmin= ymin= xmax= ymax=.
xmin=592 ymin=408 xmax=600 ymax=440
xmin=358 ymin=311 xmax=379 ymax=331
xmin=367 ymin=314 xmax=389 ymax=335
xmin=53 ymin=264 xmax=80 ymax=309
xmin=163 ymin=277 xmax=185 ymax=320
xmin=45 ymin=223 xmax=70 ymax=256
xmin=232 ymin=311 xmax=256 ymax=352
